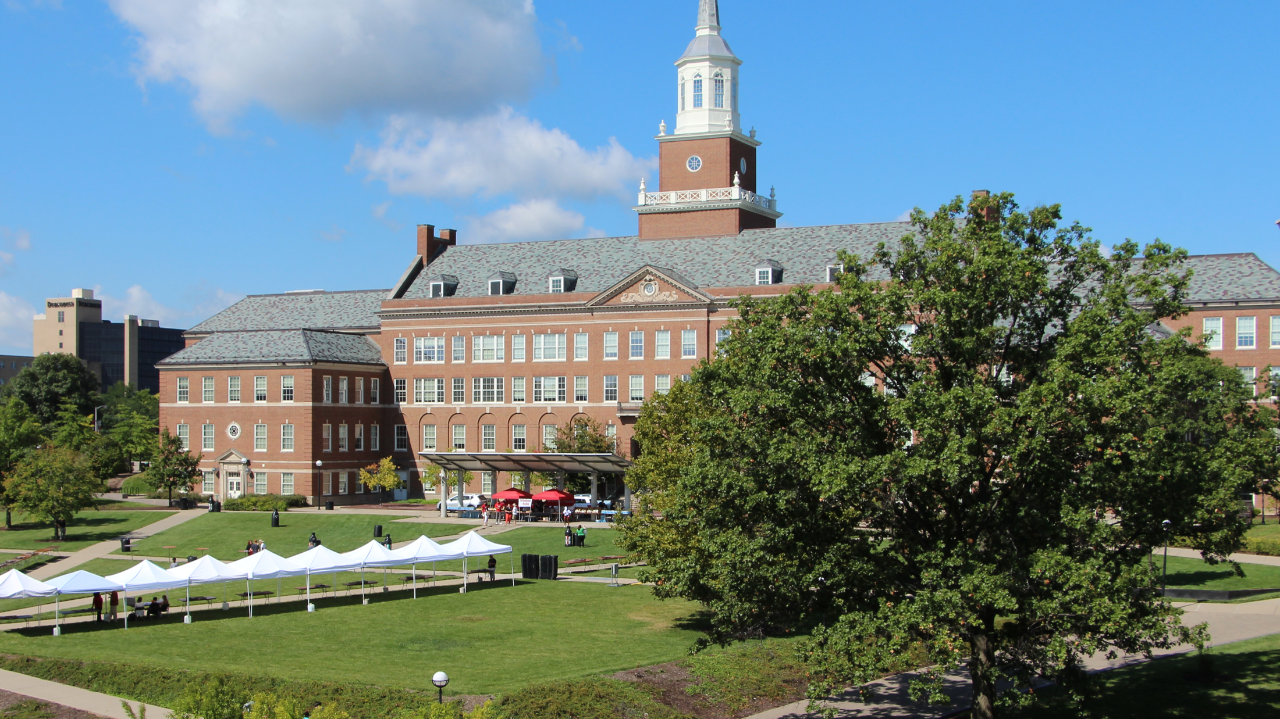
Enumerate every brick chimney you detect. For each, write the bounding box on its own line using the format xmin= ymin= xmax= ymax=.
xmin=971 ymin=190 xmax=997 ymax=223
xmin=416 ymin=224 xmax=458 ymax=263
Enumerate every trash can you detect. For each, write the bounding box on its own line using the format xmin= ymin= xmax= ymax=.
xmin=539 ymin=554 xmax=558 ymax=580
xmin=212 ymin=500 xmax=222 ymax=513
xmin=187 ymin=555 xmax=197 ymax=563
xmin=208 ymin=501 xmax=217 ymax=513
xmin=120 ymin=537 xmax=131 ymax=552
xmin=325 ymin=501 xmax=334 ymax=511
xmin=521 ymin=554 xmax=534 ymax=579
xmin=270 ymin=510 xmax=280 ymax=528
xmin=374 ymin=524 xmax=383 ymax=538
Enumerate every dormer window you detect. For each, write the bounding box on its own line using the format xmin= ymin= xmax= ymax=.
xmin=426 ymin=274 xmax=459 ymax=298
xmin=489 ymin=280 xmax=502 ymax=296
xmin=487 ymin=271 xmax=516 ymax=296
xmin=547 ymin=269 xmax=578 ymax=294
xmin=827 ymin=264 xmax=844 ymax=282
xmin=431 ymin=282 xmax=445 ymax=298
xmin=756 ymin=268 xmax=772 ymax=285
xmin=549 ymin=277 xmax=564 ymax=293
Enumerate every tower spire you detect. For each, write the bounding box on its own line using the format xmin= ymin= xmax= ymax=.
xmin=697 ymin=0 xmax=720 ymax=32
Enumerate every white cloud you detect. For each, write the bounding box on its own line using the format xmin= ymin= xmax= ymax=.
xmin=317 ymin=225 xmax=347 ymax=243
xmin=371 ymin=201 xmax=401 ymax=232
xmin=109 ymin=0 xmax=544 ymax=132
xmin=894 ymin=209 xmax=913 ymax=222
xmin=0 ymin=291 xmax=36 ymax=354
xmin=93 ymin=283 xmax=242 ymax=329
xmin=352 ymin=107 xmax=655 ymax=203
xmin=464 ymin=199 xmax=589 ymax=244
xmin=0 ymin=227 xmax=32 ymax=275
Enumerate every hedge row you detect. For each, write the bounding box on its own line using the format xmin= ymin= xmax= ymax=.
xmin=223 ymin=494 xmax=310 ymax=512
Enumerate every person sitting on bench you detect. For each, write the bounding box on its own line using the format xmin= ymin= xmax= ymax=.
xmin=146 ymin=597 xmax=163 ymax=618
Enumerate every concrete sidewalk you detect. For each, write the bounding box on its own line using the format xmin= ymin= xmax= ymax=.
xmin=1166 ymin=545 xmax=1280 ymax=567
xmin=0 ymin=668 xmax=165 ymax=719
xmin=27 ymin=510 xmax=203 ymax=580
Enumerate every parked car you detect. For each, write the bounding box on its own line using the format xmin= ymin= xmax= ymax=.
xmin=446 ymin=493 xmax=487 ymax=511
xmin=573 ymin=494 xmax=593 ymax=509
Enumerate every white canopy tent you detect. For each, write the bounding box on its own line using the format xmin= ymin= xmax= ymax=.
xmin=222 ymin=550 xmax=306 ymax=617
xmin=439 ymin=531 xmax=515 ymax=591
xmin=289 ymin=545 xmax=362 ymax=609
xmin=104 ymin=561 xmax=186 ymax=629
xmin=45 ymin=570 xmax=122 ymax=635
xmin=340 ymin=541 xmax=402 ymax=602
xmin=168 ymin=555 xmax=238 ymax=622
xmin=389 ymin=535 xmax=462 ymax=598
xmin=0 ymin=569 xmax=57 ymax=599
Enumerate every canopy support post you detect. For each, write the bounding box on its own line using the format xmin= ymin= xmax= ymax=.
xmin=463 ymin=556 xmax=468 ymax=593
xmin=510 ymin=553 xmax=515 ymax=588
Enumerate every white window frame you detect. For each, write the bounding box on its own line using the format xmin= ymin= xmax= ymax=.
xmin=202 ymin=471 xmax=215 ymax=494
xmin=655 ymin=374 xmax=671 ymax=395
xmin=604 ymin=332 xmax=618 ymax=360
xmin=228 ymin=376 xmax=241 ymax=403
xmin=542 ymin=424 xmax=558 ymax=451
xmin=1237 ymin=316 xmax=1256 ymax=350
xmin=489 ymin=279 xmax=502 ymax=296
xmin=756 ymin=268 xmax=773 ymax=285
xmin=682 ymin=329 xmax=697 ymax=358
xmin=472 ymin=377 xmax=505 ymax=404
xmin=415 ymin=378 xmax=446 ymax=404
xmin=415 ymin=336 xmax=446 ymax=363
xmin=394 ymin=337 xmax=408 ymax=364
xmin=202 ymin=377 xmax=214 ymax=403
xmin=481 ymin=471 xmax=495 ymax=494
xmin=355 ymin=424 xmax=364 ymax=451
xmin=370 ymin=378 xmax=379 ymax=404
xmin=574 ymin=333 xmax=588 ymax=360
xmin=452 ymin=377 xmax=466 ymax=404
xmin=338 ymin=424 xmax=348 ymax=452
xmin=452 ymin=336 xmax=465 ymax=363
xmin=281 ymin=375 xmax=294 ymax=402
xmin=827 ymin=264 xmax=844 ymax=282
xmin=281 ymin=473 xmax=294 ymax=496
xmin=395 ymin=425 xmax=409 ymax=451
xmin=254 ymin=376 xmax=267 ymax=402
xmin=512 ymin=424 xmax=526 ymax=451
xmin=322 ymin=424 xmax=332 ymax=452
xmin=422 ymin=424 xmax=437 ymax=451
xmin=357 ymin=377 xmax=364 ymax=404
xmin=202 ymin=423 xmax=215 ymax=451
xmin=604 ymin=375 xmax=618 ymax=402
xmin=339 ymin=377 xmax=349 ymax=403
xmin=655 ymin=330 xmax=671 ymax=359
xmin=511 ymin=376 xmax=526 ymax=402
xmin=254 ymin=472 xmax=267 ymax=496
xmin=549 ymin=277 xmax=564 ymax=293
xmin=1203 ymin=317 xmax=1223 ymax=350
xmin=370 ymin=424 xmax=380 ymax=451
xmin=482 ymin=424 xmax=496 ymax=451
xmin=452 ymin=424 xmax=466 ymax=450
xmin=394 ymin=378 xmax=407 ymax=404
xmin=574 ymin=375 xmax=588 ymax=403
xmin=1240 ymin=366 xmax=1258 ymax=396
xmin=630 ymin=331 xmax=644 ymax=359
xmin=629 ymin=375 xmax=644 ymax=402
xmin=254 ymin=423 xmax=267 ymax=452
xmin=176 ymin=424 xmax=189 ymax=451
xmin=323 ymin=376 xmax=332 ymax=403
xmin=472 ymin=335 xmax=505 ymax=362
xmin=323 ymin=473 xmax=332 ymax=496
xmin=281 ymin=423 xmax=294 ymax=452
xmin=176 ymin=377 xmax=189 ymax=403
xmin=512 ymin=334 xmax=526 ymax=361
xmin=533 ymin=333 xmax=567 ymax=361
xmin=338 ymin=472 xmax=348 ymax=495
xmin=533 ymin=376 xmax=567 ymax=403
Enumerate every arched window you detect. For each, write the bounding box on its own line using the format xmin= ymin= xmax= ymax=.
xmin=693 ymin=74 xmax=703 ymax=109
xmin=713 ymin=71 xmax=724 ymax=109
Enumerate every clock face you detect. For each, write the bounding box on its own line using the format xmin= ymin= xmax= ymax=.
xmin=740 ymin=158 xmax=747 ymax=175
xmin=643 ymin=282 xmax=657 ymax=296
xmin=686 ymin=155 xmax=702 ymax=172
xmin=227 ymin=422 xmax=241 ymax=439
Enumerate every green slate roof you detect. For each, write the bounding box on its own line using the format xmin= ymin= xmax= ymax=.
xmin=188 ymin=290 xmax=387 ymax=333
xmin=157 ymin=330 xmax=383 ymax=366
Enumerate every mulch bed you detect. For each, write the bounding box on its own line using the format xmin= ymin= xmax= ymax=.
xmin=0 ymin=689 xmax=105 ymax=719
xmin=614 ymin=661 xmax=807 ymax=719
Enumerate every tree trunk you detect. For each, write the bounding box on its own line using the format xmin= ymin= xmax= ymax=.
xmin=969 ymin=620 xmax=999 ymax=719
xmin=4 ymin=508 xmax=10 ymax=529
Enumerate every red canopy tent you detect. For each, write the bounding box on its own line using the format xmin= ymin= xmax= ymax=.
xmin=531 ymin=488 xmax=575 ymax=506
xmin=492 ymin=488 xmax=532 ymax=502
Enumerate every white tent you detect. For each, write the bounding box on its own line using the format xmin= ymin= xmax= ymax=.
xmin=290 ymin=545 xmax=361 ymax=609
xmin=389 ymin=535 xmax=462 ymax=598
xmin=340 ymin=540 xmax=405 ymax=602
xmin=222 ymin=550 xmax=306 ymax=617
xmin=0 ymin=569 xmax=56 ymax=599
xmin=438 ymin=532 xmax=514 ymax=591
xmin=45 ymin=570 xmax=122 ymax=634
xmin=168 ymin=555 xmax=237 ymax=622
xmin=104 ymin=561 xmax=186 ymax=629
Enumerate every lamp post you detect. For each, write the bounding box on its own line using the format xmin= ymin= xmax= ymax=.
xmin=1161 ymin=519 xmax=1172 ymax=592
xmin=432 ymin=671 xmax=449 ymax=704
xmin=93 ymin=405 xmax=107 ymax=433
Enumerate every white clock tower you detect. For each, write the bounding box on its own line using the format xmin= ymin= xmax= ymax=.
xmin=674 ymin=0 xmax=741 ymax=135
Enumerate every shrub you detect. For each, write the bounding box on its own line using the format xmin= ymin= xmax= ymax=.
xmin=684 ymin=643 xmax=808 ymax=714
xmin=498 ymin=677 xmax=683 ymax=719
xmin=120 ymin=476 xmax=156 ymax=496
xmin=223 ymin=495 xmax=309 ymax=512
xmin=1244 ymin=537 xmax=1280 ymax=556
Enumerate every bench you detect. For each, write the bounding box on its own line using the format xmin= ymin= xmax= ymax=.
xmin=294 ymin=584 xmax=331 ymax=596
xmin=56 ymin=607 xmax=97 ymax=618
xmin=181 ymin=595 xmax=217 ymax=607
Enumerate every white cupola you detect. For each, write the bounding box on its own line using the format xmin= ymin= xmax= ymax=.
xmin=674 ymin=0 xmax=741 ymax=135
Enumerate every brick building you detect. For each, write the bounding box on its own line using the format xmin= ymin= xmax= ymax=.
xmin=157 ymin=2 xmax=1280 ymax=507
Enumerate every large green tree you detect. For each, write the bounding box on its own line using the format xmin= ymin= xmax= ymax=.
xmin=553 ymin=416 xmax=617 ymax=493
xmin=619 ymin=193 xmax=1276 ymax=718
xmin=143 ymin=427 xmax=201 ymax=504
xmin=0 ymin=353 xmax=100 ymax=427
xmin=0 ymin=399 xmax=44 ymax=528
xmin=4 ymin=446 xmax=100 ymax=540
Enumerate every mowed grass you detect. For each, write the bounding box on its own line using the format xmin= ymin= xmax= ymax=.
xmin=114 ymin=513 xmax=446 ymax=560
xmin=1005 ymin=633 xmax=1280 ymax=718
xmin=0 ymin=580 xmax=708 ymax=696
xmin=0 ymin=511 xmax=176 ymax=552
xmin=1162 ymin=555 xmax=1280 ymax=591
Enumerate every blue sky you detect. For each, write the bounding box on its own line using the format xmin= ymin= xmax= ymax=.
xmin=1 ymin=0 xmax=1278 ymax=355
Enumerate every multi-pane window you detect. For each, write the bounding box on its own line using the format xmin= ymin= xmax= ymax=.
xmin=472 ymin=336 xmax=505 ymax=361
xmin=604 ymin=332 xmax=618 ymax=359
xmin=339 ymin=473 xmax=349 ymax=495
xmin=1272 ymin=316 xmax=1280 ymax=349
xmin=549 ymin=277 xmax=564 ymax=293
xmin=323 ymin=424 xmax=332 ymax=452
xmin=512 ymin=334 xmax=526 ymax=361
xmin=452 ymin=336 xmax=465 ymax=362
xmin=177 ymin=377 xmax=189 ymax=403
xmin=323 ymin=473 xmax=332 ymax=496
xmin=630 ymin=331 xmax=644 ymax=359
xmin=629 ymin=375 xmax=644 ymax=402
xmin=357 ymin=377 xmax=364 ymax=404
xmin=254 ymin=472 xmax=267 ymax=495
xmin=370 ymin=424 xmax=380 ymax=451
xmin=254 ymin=376 xmax=267 ymax=402
xmin=574 ymin=333 xmax=588 ymax=360
xmin=482 ymin=424 xmax=496 ymax=451
xmin=338 ymin=424 xmax=348 ymax=452
xmin=339 ymin=377 xmax=348 ymax=403
xmin=394 ymin=378 xmax=408 ymax=404
xmin=395 ymin=425 xmax=409 ymax=451
xmin=1238 ymin=316 xmax=1257 ymax=349
xmin=176 ymin=424 xmax=190 ymax=451
xmin=542 ymin=424 xmax=558 ymax=451
xmin=452 ymin=377 xmax=466 ymax=404
xmin=534 ymin=333 xmax=567 ymax=360
xmin=371 ymin=378 xmax=379 ymax=404
xmin=228 ymin=376 xmax=241 ymax=403
xmin=202 ymin=471 xmax=215 ymax=494
xmin=202 ymin=423 xmax=215 ymax=451
xmin=415 ymin=378 xmax=446 ymax=403
xmin=422 ymin=424 xmax=437 ymax=451
xmin=655 ymin=331 xmax=670 ymax=359
xmin=693 ymin=76 xmax=702 ymax=108
xmin=254 ymin=423 xmax=267 ymax=451
xmin=281 ymin=423 xmax=294 ymax=451
xmin=511 ymin=376 xmax=527 ymax=402
xmin=1203 ymin=317 xmax=1223 ymax=350
xmin=281 ymin=473 xmax=294 ymax=496
xmin=756 ymin=268 xmax=772 ymax=285
xmin=323 ymin=376 xmax=332 ymax=403
xmin=1240 ymin=366 xmax=1258 ymax=396
xmin=655 ymin=375 xmax=671 ymax=395
xmin=574 ymin=376 xmax=588 ymax=403
xmin=482 ymin=471 xmax=495 ymax=494
xmin=281 ymin=376 xmax=294 ymax=402
xmin=203 ymin=377 xmax=214 ymax=403
xmin=716 ymin=328 xmax=731 ymax=349
xmin=534 ymin=376 xmax=567 ymax=402
xmin=682 ymin=329 xmax=697 ymax=358
xmin=681 ymin=374 xmax=691 ymax=383
xmin=355 ymin=424 xmax=364 ymax=451
xmin=415 ymin=336 xmax=446 ymax=363
xmin=604 ymin=375 xmax=618 ymax=402
xmin=452 ymin=424 xmax=466 ymax=450
xmin=713 ymin=74 xmax=724 ymax=108
xmin=394 ymin=338 xmax=407 ymax=363
xmin=512 ymin=424 xmax=526 ymax=451
xmin=472 ymin=377 xmax=505 ymax=403
xmin=605 ymin=424 xmax=617 ymax=451
xmin=827 ymin=265 xmax=843 ymax=282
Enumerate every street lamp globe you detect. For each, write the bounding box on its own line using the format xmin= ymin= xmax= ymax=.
xmin=432 ymin=671 xmax=449 ymax=704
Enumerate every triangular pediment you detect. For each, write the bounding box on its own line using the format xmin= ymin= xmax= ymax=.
xmin=586 ymin=265 xmax=712 ymax=307
xmin=214 ymin=449 xmax=248 ymax=464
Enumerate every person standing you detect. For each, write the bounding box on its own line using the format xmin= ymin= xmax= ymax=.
xmin=92 ymin=592 xmax=104 ymax=622
xmin=108 ymin=590 xmax=119 ymax=621
xmin=487 ymin=554 xmax=497 ymax=582
xmin=564 ymin=525 xmax=572 ymax=547
xmin=481 ymin=502 xmax=490 ymax=526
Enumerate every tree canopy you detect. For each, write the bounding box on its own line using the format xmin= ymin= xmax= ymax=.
xmin=143 ymin=428 xmax=201 ymax=503
xmin=0 ymin=353 xmax=100 ymax=426
xmin=4 ymin=446 xmax=99 ymax=540
xmin=0 ymin=399 xmax=43 ymax=528
xmin=619 ymin=193 xmax=1277 ymax=718
xmin=359 ymin=456 xmax=403 ymax=499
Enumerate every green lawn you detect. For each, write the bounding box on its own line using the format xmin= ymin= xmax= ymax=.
xmin=1004 ymin=633 xmax=1280 ymax=718
xmin=0 ymin=580 xmax=708 ymax=696
xmin=1247 ymin=519 xmax=1280 ymax=542
xmin=1162 ymin=555 xmax=1280 ymax=591
xmin=0 ymin=511 xmax=176 ymax=552
xmin=115 ymin=513 xmax=447 ymax=560
xmin=92 ymin=499 xmax=167 ymax=511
